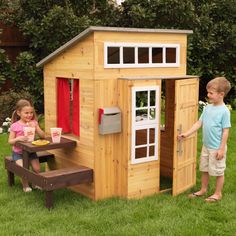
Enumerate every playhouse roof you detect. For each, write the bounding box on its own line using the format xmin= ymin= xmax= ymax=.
xmin=36 ymin=26 xmax=193 ymax=67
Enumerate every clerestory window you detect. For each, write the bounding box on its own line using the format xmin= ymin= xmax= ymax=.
xmin=105 ymin=42 xmax=180 ymax=68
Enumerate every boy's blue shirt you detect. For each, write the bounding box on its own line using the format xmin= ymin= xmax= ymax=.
xmin=199 ymin=103 xmax=231 ymax=149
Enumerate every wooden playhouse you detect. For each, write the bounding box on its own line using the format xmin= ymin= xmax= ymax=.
xmin=37 ymin=26 xmax=199 ymax=200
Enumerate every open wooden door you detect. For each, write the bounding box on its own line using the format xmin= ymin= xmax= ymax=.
xmin=172 ymin=78 xmax=199 ymax=195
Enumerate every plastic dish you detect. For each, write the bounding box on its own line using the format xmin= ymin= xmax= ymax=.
xmin=32 ymin=140 xmax=50 ymax=146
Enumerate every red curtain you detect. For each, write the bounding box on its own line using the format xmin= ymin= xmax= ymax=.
xmin=72 ymin=79 xmax=80 ymax=136
xmin=57 ymin=78 xmax=71 ymax=133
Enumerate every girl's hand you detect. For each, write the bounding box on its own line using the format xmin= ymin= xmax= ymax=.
xmin=8 ymin=131 xmax=27 ymax=145
xmin=28 ymin=121 xmax=36 ymax=128
xmin=16 ymin=136 xmax=28 ymax=142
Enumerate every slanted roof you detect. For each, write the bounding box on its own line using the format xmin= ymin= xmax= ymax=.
xmin=36 ymin=26 xmax=193 ymax=67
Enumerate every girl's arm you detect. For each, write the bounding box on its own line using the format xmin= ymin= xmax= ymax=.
xmin=35 ymin=125 xmax=45 ymax=139
xmin=178 ymin=120 xmax=202 ymax=140
xmin=8 ymin=131 xmax=27 ymax=145
xmin=216 ymin=128 xmax=229 ymax=160
xmin=29 ymin=120 xmax=45 ymax=139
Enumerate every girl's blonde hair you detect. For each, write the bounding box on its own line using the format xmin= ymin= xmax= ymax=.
xmin=11 ymin=99 xmax=37 ymax=123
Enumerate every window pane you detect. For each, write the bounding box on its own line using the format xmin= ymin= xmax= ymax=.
xmin=149 ymin=108 xmax=156 ymax=120
xmin=166 ymin=48 xmax=176 ymax=63
xmin=149 ymin=128 xmax=155 ymax=144
xmin=136 ymin=109 xmax=148 ymax=122
xmin=108 ymin=47 xmax=120 ymax=64
xmin=135 ymin=147 xmax=147 ymax=159
xmin=149 ymin=146 xmax=155 ymax=156
xmin=136 ymin=91 xmax=148 ymax=107
xmin=136 ymin=129 xmax=147 ymax=145
xmin=123 ymin=47 xmax=135 ymax=64
xmin=152 ymin=48 xmax=163 ymax=63
xmin=138 ymin=47 xmax=149 ymax=63
xmin=150 ymin=90 xmax=156 ymax=106
xmin=161 ymin=80 xmax=166 ymax=130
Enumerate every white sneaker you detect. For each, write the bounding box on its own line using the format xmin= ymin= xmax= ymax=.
xmin=23 ymin=187 xmax=32 ymax=192
xmin=32 ymin=185 xmax=42 ymax=190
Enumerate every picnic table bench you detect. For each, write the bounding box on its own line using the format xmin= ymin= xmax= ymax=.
xmin=4 ymin=137 xmax=93 ymax=209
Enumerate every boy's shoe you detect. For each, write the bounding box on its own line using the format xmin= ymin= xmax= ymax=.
xmin=23 ymin=187 xmax=32 ymax=192
xmin=205 ymin=197 xmax=221 ymax=203
xmin=188 ymin=192 xmax=204 ymax=198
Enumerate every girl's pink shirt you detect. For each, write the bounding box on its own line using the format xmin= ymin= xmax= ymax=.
xmin=10 ymin=120 xmax=38 ymax=154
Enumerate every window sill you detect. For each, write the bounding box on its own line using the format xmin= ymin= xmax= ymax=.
xmin=61 ymin=133 xmax=80 ymax=142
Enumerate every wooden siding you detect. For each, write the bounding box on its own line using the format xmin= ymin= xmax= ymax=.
xmin=93 ymin=79 xmax=119 ymax=199
xmin=44 ymin=34 xmax=94 ymax=79
xmin=94 ymin=31 xmax=187 ymax=80
xmin=172 ymin=78 xmax=199 ymax=195
xmin=0 ymin=22 xmax=28 ymax=94
xmin=42 ymin=29 xmax=196 ymax=200
xmin=0 ymin=22 xmax=28 ymax=61
xmin=43 ymin=35 xmax=95 ymax=200
xmin=118 ymin=79 xmax=161 ymax=198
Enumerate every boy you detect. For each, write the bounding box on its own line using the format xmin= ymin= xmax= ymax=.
xmin=178 ymin=77 xmax=231 ymax=202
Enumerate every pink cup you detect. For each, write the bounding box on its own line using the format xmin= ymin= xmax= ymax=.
xmin=23 ymin=127 xmax=35 ymax=142
xmin=50 ymin=128 xmax=62 ymax=143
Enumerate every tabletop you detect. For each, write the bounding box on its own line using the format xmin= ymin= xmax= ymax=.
xmin=16 ymin=137 xmax=77 ymax=153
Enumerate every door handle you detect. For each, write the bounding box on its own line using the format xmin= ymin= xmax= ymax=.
xmin=177 ymin=124 xmax=183 ymax=156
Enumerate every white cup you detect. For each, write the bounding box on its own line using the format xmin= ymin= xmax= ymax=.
xmin=50 ymin=128 xmax=62 ymax=143
xmin=23 ymin=127 xmax=35 ymax=142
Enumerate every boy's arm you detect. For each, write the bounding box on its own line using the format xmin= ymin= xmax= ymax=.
xmin=216 ymin=128 xmax=229 ymax=160
xmin=178 ymin=120 xmax=202 ymax=140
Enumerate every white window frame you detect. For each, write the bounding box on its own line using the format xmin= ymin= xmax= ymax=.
xmin=131 ymin=86 xmax=159 ymax=164
xmin=104 ymin=42 xmax=180 ymax=68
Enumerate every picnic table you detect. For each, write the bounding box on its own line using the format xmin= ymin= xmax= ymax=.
xmin=16 ymin=137 xmax=77 ymax=169
xmin=5 ymin=137 xmax=93 ymax=209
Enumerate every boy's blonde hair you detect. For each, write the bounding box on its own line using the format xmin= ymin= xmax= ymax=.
xmin=206 ymin=77 xmax=231 ymax=97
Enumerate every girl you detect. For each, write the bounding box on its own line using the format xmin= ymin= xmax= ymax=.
xmin=8 ymin=99 xmax=45 ymax=192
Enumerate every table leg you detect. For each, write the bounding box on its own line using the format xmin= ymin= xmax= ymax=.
xmin=7 ymin=170 xmax=15 ymax=186
xmin=22 ymin=150 xmax=30 ymax=169
xmin=45 ymin=191 xmax=54 ymax=209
